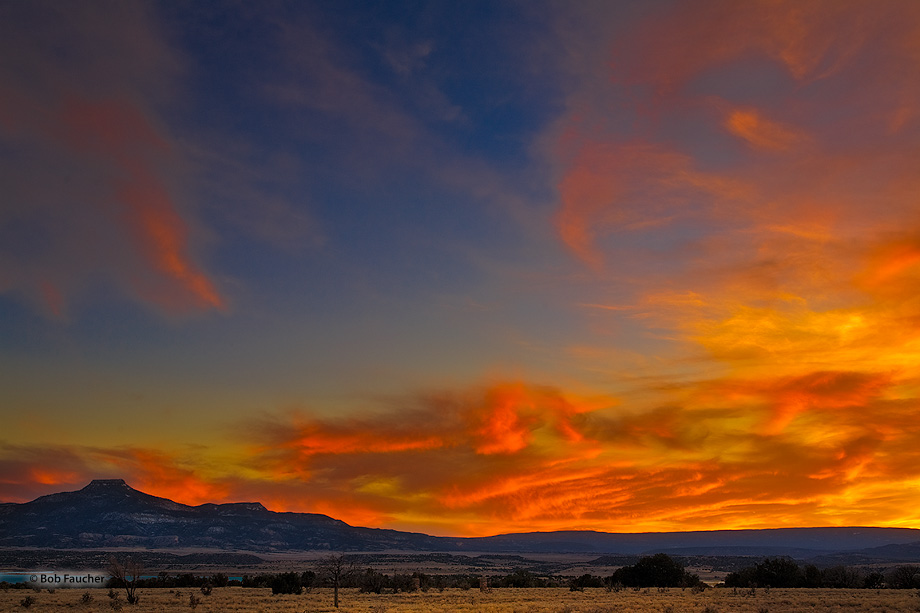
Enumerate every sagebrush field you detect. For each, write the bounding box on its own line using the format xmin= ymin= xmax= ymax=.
xmin=4 ymin=587 xmax=920 ymax=612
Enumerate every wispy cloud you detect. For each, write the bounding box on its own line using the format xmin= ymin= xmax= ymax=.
xmin=723 ymin=107 xmax=808 ymax=152
xmin=0 ymin=1 xmax=222 ymax=317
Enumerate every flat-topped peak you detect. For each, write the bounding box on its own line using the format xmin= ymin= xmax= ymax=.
xmin=83 ymin=478 xmax=130 ymax=489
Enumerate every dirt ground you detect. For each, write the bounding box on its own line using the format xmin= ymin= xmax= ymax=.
xmin=3 ymin=586 xmax=920 ymax=613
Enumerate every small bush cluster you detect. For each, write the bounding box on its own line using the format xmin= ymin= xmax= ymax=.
xmin=607 ymin=553 xmax=707 ymax=589
xmin=725 ymin=558 xmax=920 ymax=589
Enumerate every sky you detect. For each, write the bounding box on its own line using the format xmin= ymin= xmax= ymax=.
xmin=2 ymin=0 xmax=920 ymax=538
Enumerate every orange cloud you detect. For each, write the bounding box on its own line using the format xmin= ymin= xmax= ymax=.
xmin=57 ymin=96 xmax=224 ymax=313
xmin=295 ymin=430 xmax=444 ymax=456
xmin=554 ymin=141 xmax=748 ymax=269
xmin=29 ymin=466 xmax=82 ymax=487
xmin=619 ymin=0 xmax=912 ymax=95
xmin=0 ymin=2 xmax=223 ymax=318
xmin=0 ymin=92 xmax=224 ymax=316
xmin=551 ymin=0 xmax=920 ymax=277
xmin=698 ymin=371 xmax=894 ymax=435
xmin=473 ymin=384 xmax=540 ymax=454
xmin=858 ymin=239 xmax=920 ymax=301
xmin=467 ymin=383 xmax=590 ymax=454
xmin=724 ymin=108 xmax=807 ymax=151
xmin=119 ymin=177 xmax=224 ymax=311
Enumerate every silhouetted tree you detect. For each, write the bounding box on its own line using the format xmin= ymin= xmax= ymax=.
xmin=609 ymin=553 xmax=702 ymax=588
xmin=863 ymin=571 xmax=885 ymax=589
xmin=107 ymin=556 xmax=141 ymax=605
xmin=725 ymin=558 xmax=802 ymax=588
xmin=391 ymin=573 xmax=418 ymax=593
xmin=802 ymin=564 xmax=822 ymax=588
xmin=724 ymin=566 xmax=755 ymax=588
xmin=269 ymin=572 xmax=302 ymax=595
xmin=316 ymin=554 xmax=356 ymax=608
xmin=300 ymin=570 xmax=316 ymax=592
xmin=887 ymin=565 xmax=920 ymax=589
xmin=210 ymin=573 xmax=229 ymax=588
xmin=822 ymin=565 xmax=862 ymax=588
xmin=498 ymin=570 xmax=544 ymax=588
xmin=357 ymin=569 xmax=388 ymax=594
xmin=569 ymin=573 xmax=604 ymax=591
xmin=754 ymin=558 xmax=802 ymax=588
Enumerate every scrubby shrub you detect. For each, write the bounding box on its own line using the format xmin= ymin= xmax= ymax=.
xmin=609 ymin=553 xmax=704 ymax=588
xmin=391 ymin=573 xmax=418 ymax=593
xmin=864 ymin=571 xmax=885 ymax=589
xmin=300 ymin=570 xmax=316 ymax=592
xmin=888 ymin=565 xmax=920 ymax=589
xmin=270 ymin=571 xmax=303 ymax=595
xmin=569 ymin=574 xmax=604 ymax=591
xmin=357 ymin=569 xmax=388 ymax=594
xmin=499 ymin=570 xmax=542 ymax=588
xmin=725 ymin=558 xmax=802 ymax=588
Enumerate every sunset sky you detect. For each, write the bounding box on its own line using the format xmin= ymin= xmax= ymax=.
xmin=3 ymin=0 xmax=920 ymax=538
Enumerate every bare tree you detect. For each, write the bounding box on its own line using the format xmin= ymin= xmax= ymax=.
xmin=107 ymin=556 xmax=142 ymax=605
xmin=888 ymin=565 xmax=920 ymax=589
xmin=315 ymin=553 xmax=355 ymax=609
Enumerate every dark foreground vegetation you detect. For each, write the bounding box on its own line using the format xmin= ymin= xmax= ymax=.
xmin=724 ymin=556 xmax=920 ymax=589
xmin=4 ymin=553 xmax=919 ymax=603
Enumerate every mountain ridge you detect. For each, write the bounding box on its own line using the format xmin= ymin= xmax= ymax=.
xmin=2 ymin=480 xmax=919 ymax=557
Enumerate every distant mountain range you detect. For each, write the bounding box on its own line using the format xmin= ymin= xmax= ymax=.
xmin=2 ymin=479 xmax=920 ymax=562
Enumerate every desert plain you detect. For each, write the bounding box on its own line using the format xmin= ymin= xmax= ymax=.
xmin=4 ymin=586 xmax=920 ymax=613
